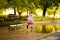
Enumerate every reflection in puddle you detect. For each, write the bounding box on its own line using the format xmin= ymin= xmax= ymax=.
xmin=0 ymin=24 xmax=60 ymax=40
xmin=35 ymin=24 xmax=60 ymax=33
xmin=0 ymin=24 xmax=60 ymax=35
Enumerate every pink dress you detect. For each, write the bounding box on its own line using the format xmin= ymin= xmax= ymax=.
xmin=27 ymin=13 xmax=34 ymax=25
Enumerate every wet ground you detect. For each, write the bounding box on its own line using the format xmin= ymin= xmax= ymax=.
xmin=0 ymin=27 xmax=44 ymax=40
xmin=1 ymin=20 xmax=60 ymax=40
xmin=37 ymin=30 xmax=60 ymax=40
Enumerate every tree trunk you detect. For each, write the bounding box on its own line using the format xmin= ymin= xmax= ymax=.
xmin=14 ymin=7 xmax=16 ymax=15
xmin=54 ymin=7 xmax=58 ymax=18
xmin=27 ymin=9 xmax=28 ymax=17
xmin=19 ymin=12 xmax=22 ymax=19
xmin=43 ymin=7 xmax=47 ymax=16
xmin=42 ymin=7 xmax=47 ymax=33
xmin=17 ymin=9 xmax=22 ymax=19
xmin=53 ymin=7 xmax=58 ymax=31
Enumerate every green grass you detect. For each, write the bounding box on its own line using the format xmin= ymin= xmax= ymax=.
xmin=34 ymin=16 xmax=60 ymax=22
xmin=0 ymin=14 xmax=8 ymax=18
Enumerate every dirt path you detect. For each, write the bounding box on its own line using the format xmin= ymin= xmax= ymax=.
xmin=1 ymin=20 xmax=60 ymax=40
xmin=0 ymin=27 xmax=44 ymax=40
xmin=0 ymin=32 xmax=44 ymax=40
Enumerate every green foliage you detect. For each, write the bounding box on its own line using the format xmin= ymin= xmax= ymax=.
xmin=0 ymin=20 xmax=23 ymax=26
xmin=0 ymin=0 xmax=8 ymax=9
xmin=47 ymin=8 xmax=54 ymax=15
xmin=0 ymin=14 xmax=8 ymax=21
xmin=0 ymin=14 xmax=8 ymax=17
xmin=8 ymin=14 xmax=19 ymax=20
xmin=39 ymin=0 xmax=59 ymax=9
xmin=0 ymin=0 xmax=60 ymax=18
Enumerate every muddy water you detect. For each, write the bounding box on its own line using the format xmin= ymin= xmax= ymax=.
xmin=0 ymin=26 xmax=43 ymax=40
xmin=0 ymin=24 xmax=60 ymax=40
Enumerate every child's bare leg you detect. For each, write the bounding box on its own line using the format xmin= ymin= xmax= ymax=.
xmin=31 ymin=25 xmax=33 ymax=32
xmin=26 ymin=25 xmax=29 ymax=29
xmin=26 ymin=25 xmax=29 ymax=33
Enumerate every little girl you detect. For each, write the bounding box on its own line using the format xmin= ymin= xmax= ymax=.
xmin=26 ymin=12 xmax=34 ymax=32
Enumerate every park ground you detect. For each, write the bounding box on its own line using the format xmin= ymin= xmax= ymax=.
xmin=0 ymin=20 xmax=60 ymax=40
xmin=0 ymin=27 xmax=44 ymax=40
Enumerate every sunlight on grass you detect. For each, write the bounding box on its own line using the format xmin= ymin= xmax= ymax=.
xmin=0 ymin=14 xmax=8 ymax=17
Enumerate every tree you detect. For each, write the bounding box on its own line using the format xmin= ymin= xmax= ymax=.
xmin=38 ymin=0 xmax=59 ymax=17
xmin=0 ymin=0 xmax=8 ymax=12
xmin=36 ymin=0 xmax=60 ymax=33
xmin=6 ymin=0 xmax=17 ymax=15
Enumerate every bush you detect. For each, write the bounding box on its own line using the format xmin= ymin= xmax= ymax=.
xmin=0 ymin=14 xmax=8 ymax=21
xmin=8 ymin=14 xmax=19 ymax=21
xmin=0 ymin=17 xmax=5 ymax=22
xmin=18 ymin=16 xmax=27 ymax=21
xmin=0 ymin=20 xmax=22 ymax=26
